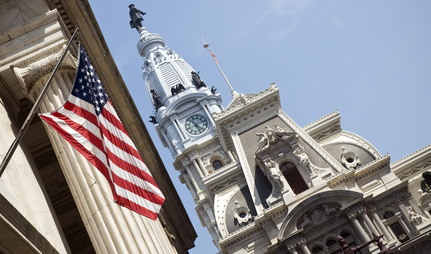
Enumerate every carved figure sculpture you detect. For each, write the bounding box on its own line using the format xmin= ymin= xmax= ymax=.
xmin=150 ymin=89 xmax=163 ymax=110
xmin=293 ymin=146 xmax=314 ymax=175
xmin=408 ymin=206 xmax=427 ymax=225
xmin=129 ymin=4 xmax=146 ymax=31
xmin=191 ymin=71 xmax=207 ymax=88
xmin=171 ymin=83 xmax=185 ymax=96
xmin=256 ymin=125 xmax=294 ymax=152
xmin=264 ymin=158 xmax=284 ymax=191
xmin=338 ymin=233 xmax=382 ymax=254
xmin=323 ymin=204 xmax=336 ymax=215
xmin=149 ymin=116 xmax=158 ymax=124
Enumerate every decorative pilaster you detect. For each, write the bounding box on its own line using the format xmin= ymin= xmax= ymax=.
xmin=348 ymin=213 xmax=369 ymax=243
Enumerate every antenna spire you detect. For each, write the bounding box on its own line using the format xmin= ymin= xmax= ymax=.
xmin=201 ymin=38 xmax=238 ymax=98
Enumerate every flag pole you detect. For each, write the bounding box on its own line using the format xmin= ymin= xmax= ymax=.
xmin=201 ymin=38 xmax=238 ymax=97
xmin=0 ymin=28 xmax=79 ymax=178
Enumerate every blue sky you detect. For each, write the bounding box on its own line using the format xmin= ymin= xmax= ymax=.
xmin=89 ymin=1 xmax=431 ymax=253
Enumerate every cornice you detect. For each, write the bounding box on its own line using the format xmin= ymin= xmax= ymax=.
xmin=213 ymin=82 xmax=279 ymax=122
xmin=354 ymin=154 xmax=390 ymax=181
xmin=391 ymin=144 xmax=431 ymax=169
xmin=302 ymin=110 xmax=342 ymax=144
xmin=320 ymin=130 xmax=382 ymax=159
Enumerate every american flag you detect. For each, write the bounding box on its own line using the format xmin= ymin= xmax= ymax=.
xmin=210 ymin=50 xmax=218 ymax=64
xmin=39 ymin=44 xmax=165 ymax=220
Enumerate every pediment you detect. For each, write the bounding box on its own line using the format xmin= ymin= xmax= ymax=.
xmin=278 ymin=190 xmax=363 ymax=239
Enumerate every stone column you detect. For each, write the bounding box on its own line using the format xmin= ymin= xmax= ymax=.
xmin=180 ymin=158 xmax=202 ymax=195
xmin=173 ymin=118 xmax=186 ymax=140
xmin=197 ymin=158 xmax=209 ymax=176
xmin=228 ymin=151 xmax=236 ymax=163
xmin=361 ymin=210 xmax=379 ymax=236
xmin=287 ymin=245 xmax=298 ymax=254
xmin=15 ymin=48 xmax=175 ymax=253
xmin=349 ymin=213 xmax=368 ymax=243
xmin=299 ymin=240 xmax=311 ymax=254
xmin=202 ymin=104 xmax=215 ymax=126
xmin=192 ymin=159 xmax=204 ymax=178
xmin=371 ymin=210 xmax=393 ymax=242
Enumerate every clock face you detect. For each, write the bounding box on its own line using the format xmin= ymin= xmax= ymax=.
xmin=185 ymin=115 xmax=208 ymax=135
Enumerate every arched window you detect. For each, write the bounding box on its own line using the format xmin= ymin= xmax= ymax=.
xmin=340 ymin=232 xmax=351 ymax=238
xmin=312 ymin=247 xmax=323 ymax=254
xmin=326 ymin=239 xmax=337 ymax=247
xmin=212 ymin=160 xmax=223 ymax=170
xmin=383 ymin=211 xmax=394 ymax=219
xmin=280 ymin=162 xmax=308 ymax=195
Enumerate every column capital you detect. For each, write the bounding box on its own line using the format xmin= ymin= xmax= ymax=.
xmin=348 ymin=213 xmax=358 ymax=219
xmin=12 ymin=42 xmax=76 ymax=99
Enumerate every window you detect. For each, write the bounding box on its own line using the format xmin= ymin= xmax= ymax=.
xmin=383 ymin=211 xmax=394 ymax=219
xmin=382 ymin=210 xmax=410 ymax=243
xmin=326 ymin=239 xmax=337 ymax=247
xmin=312 ymin=247 xmax=323 ymax=254
xmin=389 ymin=221 xmax=408 ymax=242
xmin=212 ymin=160 xmax=223 ymax=170
xmin=280 ymin=162 xmax=308 ymax=195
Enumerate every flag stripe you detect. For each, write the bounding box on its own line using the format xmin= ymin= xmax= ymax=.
xmin=106 ymin=146 xmax=160 ymax=194
xmin=39 ymin=114 xmax=114 ymax=189
xmin=111 ymin=170 xmax=164 ymax=206
xmin=50 ymin=111 xmax=105 ymax=153
xmin=99 ymin=116 xmax=143 ymax=164
xmin=64 ymin=100 xmax=99 ymax=127
xmin=116 ymin=193 xmax=158 ymax=220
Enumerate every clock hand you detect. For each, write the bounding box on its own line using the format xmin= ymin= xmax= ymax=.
xmin=191 ymin=119 xmax=205 ymax=132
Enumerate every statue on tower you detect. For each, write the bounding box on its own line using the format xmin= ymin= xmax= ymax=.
xmin=129 ymin=4 xmax=146 ymax=31
xmin=191 ymin=71 xmax=207 ymax=89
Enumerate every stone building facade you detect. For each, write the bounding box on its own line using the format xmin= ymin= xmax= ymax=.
xmin=0 ymin=0 xmax=196 ymax=253
xmin=138 ymin=17 xmax=431 ymax=254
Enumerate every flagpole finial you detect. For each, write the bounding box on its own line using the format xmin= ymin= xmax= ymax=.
xmin=201 ymin=37 xmax=209 ymax=48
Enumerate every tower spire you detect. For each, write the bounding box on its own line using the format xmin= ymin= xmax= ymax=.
xmin=201 ymin=38 xmax=239 ymax=99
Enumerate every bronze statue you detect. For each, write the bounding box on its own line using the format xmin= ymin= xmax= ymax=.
xmin=337 ymin=233 xmax=382 ymax=254
xmin=171 ymin=83 xmax=185 ymax=96
xmin=191 ymin=71 xmax=207 ymax=89
xmin=149 ymin=116 xmax=158 ymax=124
xmin=150 ymin=89 xmax=163 ymax=110
xmin=129 ymin=4 xmax=146 ymax=30
xmin=211 ymin=86 xmax=217 ymax=94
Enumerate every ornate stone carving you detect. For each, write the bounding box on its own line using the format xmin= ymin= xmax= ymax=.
xmin=212 ymin=82 xmax=278 ymax=120
xmin=297 ymin=204 xmax=339 ymax=229
xmin=233 ymin=201 xmax=252 ymax=226
xmin=261 ymin=158 xmax=284 ymax=205
xmin=12 ymin=43 xmax=77 ymax=97
xmin=408 ymin=206 xmax=428 ymax=226
xmin=293 ymin=135 xmax=317 ymax=175
xmin=255 ymin=124 xmax=293 ymax=152
xmin=341 ymin=147 xmax=361 ymax=170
